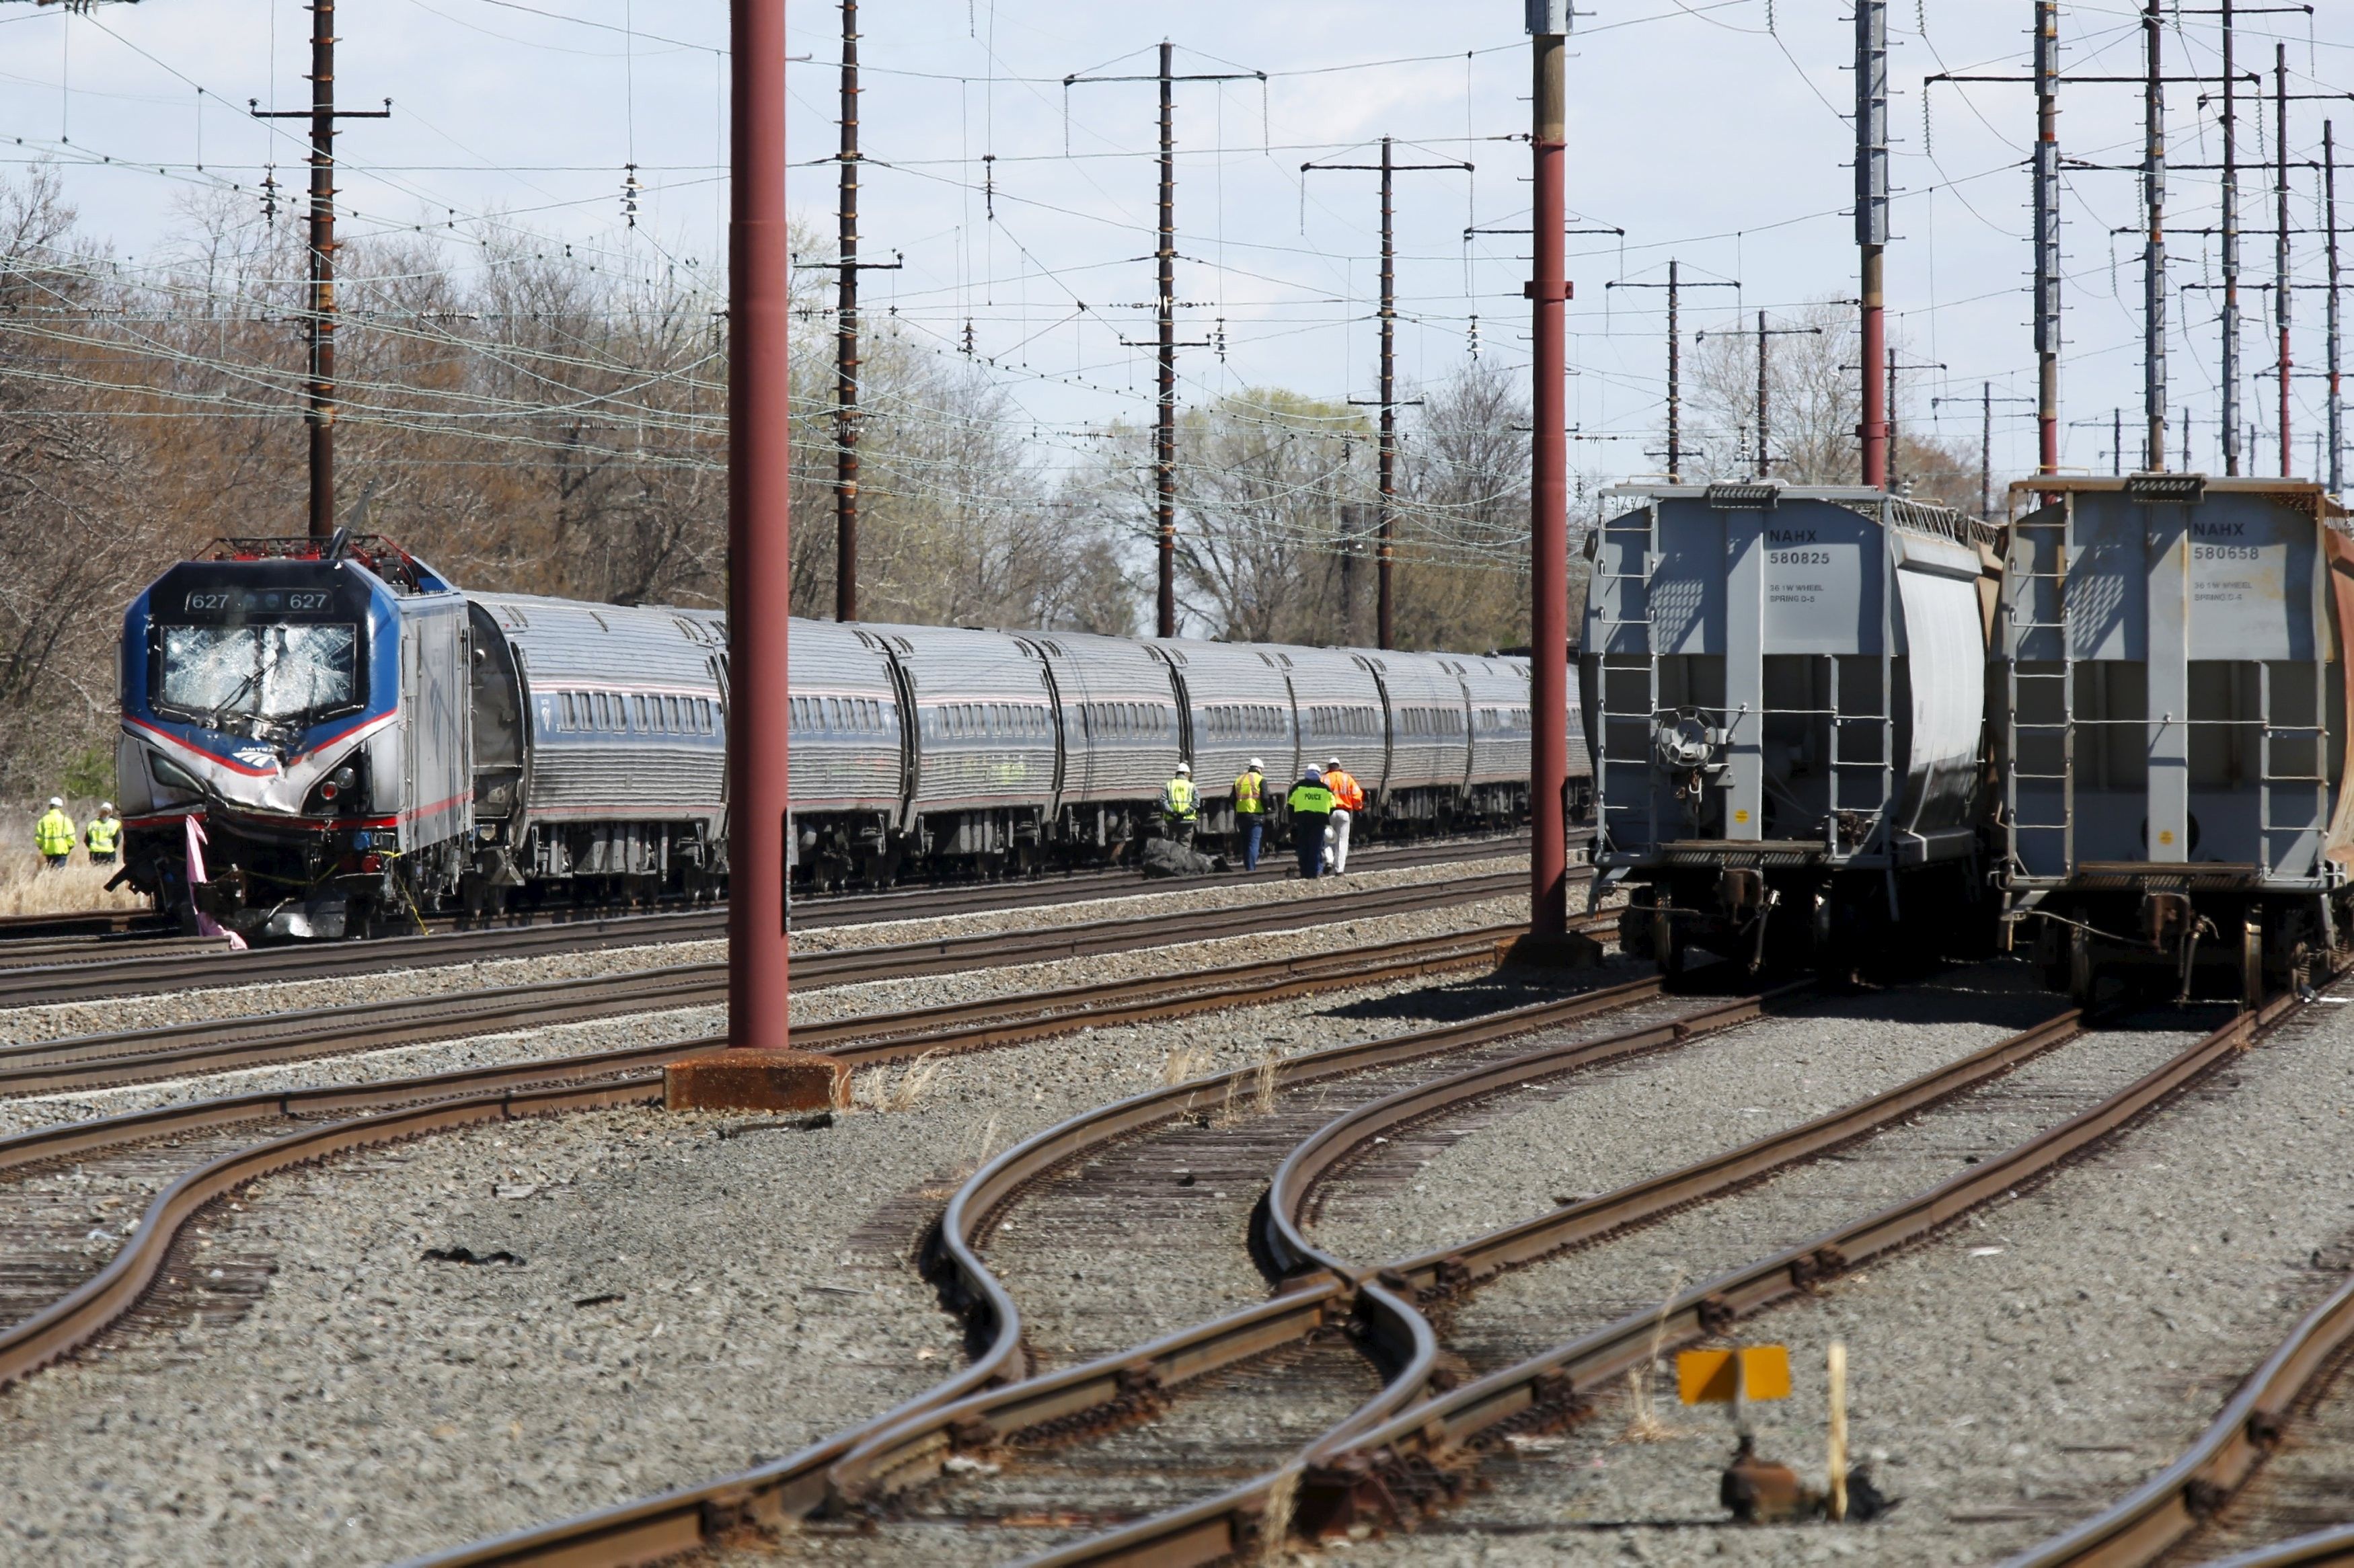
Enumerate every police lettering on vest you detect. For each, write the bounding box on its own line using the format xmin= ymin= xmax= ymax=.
xmin=1287 ymin=780 xmax=1335 ymax=816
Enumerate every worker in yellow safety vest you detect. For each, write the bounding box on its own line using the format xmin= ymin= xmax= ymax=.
xmin=1160 ymin=762 xmax=1200 ymax=847
xmin=34 ymin=797 xmax=75 ymax=869
xmin=83 ymin=802 xmax=122 ymax=866
xmin=1231 ymin=757 xmax=1268 ymax=871
xmin=1320 ymin=756 xmax=1366 ymax=873
xmin=1286 ymin=768 xmax=1334 ymax=879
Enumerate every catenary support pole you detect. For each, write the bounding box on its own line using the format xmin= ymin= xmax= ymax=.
xmin=1756 ymin=309 xmax=1770 ymax=479
xmin=2223 ymin=0 xmax=2243 ymax=473
xmin=249 ymin=3 xmax=390 ymax=537
xmin=1529 ymin=5 xmax=1571 ymax=943
xmin=305 ymin=0 xmax=335 ymax=538
xmin=727 ymin=0 xmax=792 ymax=1056
xmin=1156 ymin=41 xmax=1178 ymax=635
xmin=1982 ymin=382 xmax=1994 ymax=518
xmin=836 ymin=0 xmax=860 ymax=620
xmin=2279 ymin=43 xmax=2294 ymax=476
xmin=2329 ymin=120 xmax=2343 ymax=494
xmin=1858 ymin=0 xmax=1891 ymax=487
xmin=2034 ymin=0 xmax=2062 ymax=477
xmin=1306 ymin=137 xmax=1470 ymax=650
xmin=1667 ymin=260 xmax=1681 ymax=480
xmin=2146 ymin=0 xmax=2169 ymax=473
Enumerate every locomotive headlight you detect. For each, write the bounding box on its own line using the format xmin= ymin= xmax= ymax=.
xmin=320 ymin=765 xmax=356 ymax=801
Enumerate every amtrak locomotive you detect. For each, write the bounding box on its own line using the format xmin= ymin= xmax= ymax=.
xmin=114 ymin=535 xmax=1588 ymax=940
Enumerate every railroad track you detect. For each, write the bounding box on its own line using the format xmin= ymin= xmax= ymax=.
xmin=403 ymin=962 xmax=1721 ymax=1567
xmin=0 ymin=832 xmax=1539 ymax=980
xmin=0 ymin=873 xmax=1535 ymax=1095
xmin=422 ymin=962 xmax=2335 ymax=1567
xmin=1024 ymin=986 xmax=2321 ymax=1564
xmin=0 ymin=858 xmax=1539 ymax=1012
xmin=0 ymin=904 xmax=1608 ymax=1399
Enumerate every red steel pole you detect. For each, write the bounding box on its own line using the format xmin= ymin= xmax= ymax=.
xmin=1529 ymin=22 xmax=1569 ymax=942
xmin=730 ymin=0 xmax=792 ymax=1050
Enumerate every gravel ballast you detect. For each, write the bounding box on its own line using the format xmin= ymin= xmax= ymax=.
xmin=0 ymin=903 xmax=1564 ymax=1565
xmin=1310 ymin=964 xmax=2068 ymax=1266
xmin=0 ymin=855 xmax=1518 ymax=1049
xmin=1324 ymin=981 xmax=2354 ymax=1567
xmin=0 ymin=894 xmax=1525 ymax=1141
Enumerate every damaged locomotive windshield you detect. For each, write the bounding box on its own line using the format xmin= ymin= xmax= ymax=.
xmin=158 ymin=624 xmax=360 ymax=726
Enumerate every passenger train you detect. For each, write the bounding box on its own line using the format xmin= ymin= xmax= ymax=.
xmin=112 ymin=535 xmax=1589 ymax=941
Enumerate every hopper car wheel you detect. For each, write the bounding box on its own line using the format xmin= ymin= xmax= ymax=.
xmin=2066 ymin=926 xmax=2094 ymax=1007
xmin=2242 ymin=918 xmax=2265 ymax=1008
xmin=1653 ymin=908 xmax=1684 ymax=980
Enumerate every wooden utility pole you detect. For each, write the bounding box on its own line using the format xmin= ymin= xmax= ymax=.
xmin=1306 ymin=136 xmax=1471 ymax=650
xmin=800 ymin=0 xmax=903 ymax=622
xmin=1696 ymin=313 xmax=1820 ymax=479
xmin=1066 ymin=45 xmax=1262 ymax=638
xmin=251 ymin=1 xmax=387 ymax=539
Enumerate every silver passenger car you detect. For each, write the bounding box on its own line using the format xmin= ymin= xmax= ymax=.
xmin=1996 ymin=475 xmax=2353 ymax=998
xmin=1027 ymin=631 xmax=1184 ymax=841
xmin=1153 ymin=639 xmax=1302 ymax=830
xmin=1281 ymin=645 xmax=1389 ymax=795
xmin=469 ymin=593 xmax=728 ymax=890
xmin=866 ymin=623 xmax=1057 ymax=862
xmin=1582 ymin=483 xmax=1998 ymax=972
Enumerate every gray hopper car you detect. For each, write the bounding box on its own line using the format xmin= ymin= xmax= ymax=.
xmin=1581 ymin=483 xmax=2002 ymax=974
xmin=1995 ymin=475 xmax=2354 ymax=1001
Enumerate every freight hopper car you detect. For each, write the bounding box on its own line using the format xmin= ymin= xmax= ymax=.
xmin=1995 ymin=475 xmax=2354 ymax=1002
xmin=1582 ymin=484 xmax=2000 ymax=974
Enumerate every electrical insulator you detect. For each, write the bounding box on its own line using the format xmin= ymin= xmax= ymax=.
xmin=621 ymin=164 xmax=643 ymax=229
xmin=260 ymin=166 xmax=280 ymax=225
xmin=1468 ymin=313 xmax=1480 ymax=360
xmin=1214 ymin=317 xmax=1227 ymax=363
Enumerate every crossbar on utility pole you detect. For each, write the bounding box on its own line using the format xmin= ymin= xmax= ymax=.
xmin=1307 ymin=136 xmax=1472 ymax=650
xmin=1606 ymin=260 xmax=1737 ymax=483
xmin=250 ymin=0 xmax=389 ymax=541
xmin=1067 ymin=42 xmax=1263 ymax=639
xmin=1935 ymin=385 xmax=2035 ymax=519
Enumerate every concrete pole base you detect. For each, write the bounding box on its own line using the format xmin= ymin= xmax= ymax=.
xmin=1499 ymin=930 xmax=1606 ymax=970
xmin=664 ymin=1050 xmax=847 ymax=1112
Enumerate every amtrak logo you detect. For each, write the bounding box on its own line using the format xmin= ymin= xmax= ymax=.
xmin=233 ymin=746 xmax=278 ymax=770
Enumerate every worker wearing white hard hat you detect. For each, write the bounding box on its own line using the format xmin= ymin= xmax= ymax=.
xmin=1160 ymin=760 xmax=1201 ymax=849
xmin=83 ymin=801 xmax=123 ymax=867
xmin=34 ymin=797 xmax=75 ymax=869
xmin=1320 ymin=755 xmax=1366 ymax=873
xmin=1231 ymin=756 xmax=1270 ymax=872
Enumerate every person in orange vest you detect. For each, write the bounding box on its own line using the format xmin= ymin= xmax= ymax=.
xmin=1320 ymin=756 xmax=1366 ymax=873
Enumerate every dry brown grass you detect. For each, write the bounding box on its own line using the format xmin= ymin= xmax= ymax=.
xmin=1160 ymin=1042 xmax=1215 ymax=1085
xmin=0 ymin=853 xmax=147 ymax=919
xmin=1622 ymin=1272 xmax=1690 ymax=1443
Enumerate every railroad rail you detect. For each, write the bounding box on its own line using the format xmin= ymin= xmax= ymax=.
xmin=0 ymin=890 xmax=1537 ymax=1097
xmin=1024 ymin=985 xmax=2317 ymax=1563
xmin=404 ymin=966 xmax=1720 ymax=1567
xmin=0 ymin=906 xmax=1607 ymax=1399
xmin=0 ymin=832 xmax=1538 ymax=969
xmin=0 ymin=861 xmax=1534 ymax=1011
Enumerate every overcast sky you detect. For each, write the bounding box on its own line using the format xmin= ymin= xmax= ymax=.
xmin=4 ymin=1 xmax=2352 ymax=506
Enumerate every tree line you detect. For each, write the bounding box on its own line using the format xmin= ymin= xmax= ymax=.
xmin=0 ymin=168 xmax=1976 ymax=797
